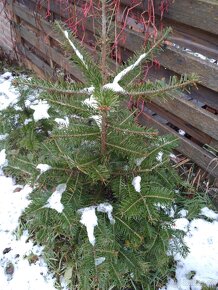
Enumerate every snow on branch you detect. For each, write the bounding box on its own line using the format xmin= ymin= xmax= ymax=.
xmin=115 ymin=53 xmax=147 ymax=84
xmin=103 ymin=52 xmax=149 ymax=93
xmin=78 ymin=202 xmax=115 ymax=246
xmin=64 ymin=30 xmax=88 ymax=69
xmin=44 ymin=183 xmax=67 ymax=213
xmin=103 ymin=29 xmax=170 ymax=93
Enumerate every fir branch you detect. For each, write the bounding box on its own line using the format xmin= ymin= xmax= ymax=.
xmin=136 ymin=159 xmax=169 ymax=173
xmin=111 ymin=262 xmax=123 ymax=286
xmin=124 ymin=74 xmax=198 ymax=97
xmin=7 ymin=165 xmax=32 ymax=176
xmin=50 ymin=167 xmax=73 ymax=173
xmin=54 ymin=21 xmax=103 ymax=87
xmin=106 ymin=142 xmax=147 ymax=156
xmin=115 ymin=216 xmax=143 ymax=242
xmin=143 ymin=197 xmax=154 ymax=221
xmin=108 ymin=124 xmax=158 ymax=136
xmin=119 ymin=109 xmax=138 ymax=126
xmin=121 ymin=194 xmax=173 ymax=217
xmin=103 ymin=28 xmax=171 ymax=93
xmin=53 ymin=139 xmax=74 ymax=168
xmin=79 ymin=157 xmax=100 ymax=167
xmin=55 ymin=22 xmax=88 ymax=69
xmin=14 ymin=157 xmax=35 ymax=168
xmin=17 ymin=78 xmax=93 ymax=96
xmin=45 ymin=98 xmax=89 ymax=112
xmin=19 ymin=83 xmax=93 ymax=96
xmin=144 ymin=136 xmax=178 ymax=160
xmin=119 ymin=250 xmax=141 ymax=268
xmin=101 ymin=111 xmax=108 ymax=155
xmin=50 ymin=132 xmax=100 ymax=139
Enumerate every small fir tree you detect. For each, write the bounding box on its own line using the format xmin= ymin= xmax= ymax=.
xmin=1 ymin=1 xmax=198 ymax=289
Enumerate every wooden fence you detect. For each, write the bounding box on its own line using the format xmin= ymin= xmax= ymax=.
xmin=5 ymin=0 xmax=218 ymax=180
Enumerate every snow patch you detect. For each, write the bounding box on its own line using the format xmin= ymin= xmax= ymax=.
xmin=0 ymin=230 xmax=57 ymax=290
xmin=90 ymin=115 xmax=102 ymax=128
xmin=163 ymin=213 xmax=218 ymax=289
xmin=78 ymin=202 xmax=115 ymax=246
xmin=36 ymin=164 xmax=52 ymax=174
xmin=97 ymin=203 xmax=115 ymax=225
xmin=0 ymin=134 xmax=9 ymax=141
xmin=103 ymin=82 xmax=125 ymax=93
xmin=178 ymin=209 xmax=188 ymax=218
xmin=0 ymin=149 xmax=8 ymax=170
xmin=135 ymin=157 xmax=146 ymax=166
xmin=132 ymin=176 xmax=141 ymax=192
xmin=30 ymin=100 xmax=50 ymax=122
xmin=81 ymin=86 xmax=94 ymax=94
xmin=114 ymin=53 xmax=146 ymax=84
xmin=83 ymin=95 xmax=98 ymax=109
xmin=173 ymin=218 xmax=189 ymax=232
xmin=24 ymin=118 xmax=32 ymax=125
xmin=44 ymin=183 xmax=66 ymax=213
xmin=200 ymin=207 xmax=218 ymax=220
xmin=178 ymin=129 xmax=186 ymax=136
xmin=0 ymin=73 xmax=20 ymax=110
xmin=64 ymin=30 xmax=87 ymax=69
xmin=95 ymin=257 xmax=106 ymax=266
xmin=156 ymin=151 xmax=163 ymax=162
xmin=78 ymin=206 xmax=98 ymax=246
xmin=103 ymin=52 xmax=148 ymax=93
xmin=55 ymin=117 xmax=69 ymax=128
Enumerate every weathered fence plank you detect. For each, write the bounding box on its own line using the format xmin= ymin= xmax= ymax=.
xmin=121 ymin=0 xmax=218 ymax=35
xmin=138 ymin=113 xmax=218 ymax=178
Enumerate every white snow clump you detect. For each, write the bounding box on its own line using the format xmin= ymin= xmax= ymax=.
xmin=97 ymin=202 xmax=115 ymax=225
xmin=95 ymin=257 xmax=106 ymax=266
xmin=64 ymin=30 xmax=87 ymax=69
xmin=78 ymin=202 xmax=115 ymax=246
xmin=30 ymin=100 xmax=50 ymax=121
xmin=36 ymin=164 xmax=52 ymax=174
xmin=200 ymin=207 xmax=218 ymax=220
xmin=132 ymin=176 xmax=141 ymax=193
xmin=55 ymin=117 xmax=69 ymax=128
xmin=178 ymin=129 xmax=186 ymax=136
xmin=78 ymin=206 xmax=98 ymax=246
xmin=0 ymin=149 xmax=8 ymax=170
xmin=83 ymin=95 xmax=99 ymax=109
xmin=156 ymin=151 xmax=163 ymax=162
xmin=135 ymin=157 xmax=146 ymax=166
xmin=44 ymin=183 xmax=67 ymax=213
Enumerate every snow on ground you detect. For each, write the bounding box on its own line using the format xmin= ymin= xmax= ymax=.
xmin=0 ymin=150 xmax=59 ymax=289
xmin=1 ymin=70 xmax=218 ymax=289
xmin=0 ymin=71 xmax=65 ymax=290
xmin=161 ymin=212 xmax=218 ymax=290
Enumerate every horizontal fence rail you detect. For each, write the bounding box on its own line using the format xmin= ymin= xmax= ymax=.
xmin=6 ymin=0 xmax=218 ymax=179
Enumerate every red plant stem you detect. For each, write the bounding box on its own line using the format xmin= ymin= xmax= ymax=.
xmin=101 ymin=0 xmax=107 ymax=83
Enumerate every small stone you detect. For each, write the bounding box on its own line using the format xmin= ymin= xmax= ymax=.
xmin=3 ymin=247 xmax=12 ymax=254
xmin=13 ymin=187 xmax=22 ymax=193
xmin=5 ymin=262 xmax=14 ymax=275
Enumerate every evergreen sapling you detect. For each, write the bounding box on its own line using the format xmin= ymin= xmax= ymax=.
xmin=1 ymin=1 xmax=199 ymax=288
